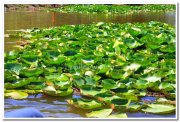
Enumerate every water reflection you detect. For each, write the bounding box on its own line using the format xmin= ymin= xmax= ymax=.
xmin=4 ymin=10 xmax=175 ymax=52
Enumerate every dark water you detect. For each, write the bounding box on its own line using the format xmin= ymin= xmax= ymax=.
xmin=4 ymin=10 xmax=175 ymax=52
xmin=4 ymin=9 xmax=176 ymax=118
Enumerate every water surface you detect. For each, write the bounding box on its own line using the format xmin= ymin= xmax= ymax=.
xmin=4 ymin=10 xmax=175 ymax=52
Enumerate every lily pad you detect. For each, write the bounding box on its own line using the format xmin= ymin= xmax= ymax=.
xmin=67 ymin=98 xmax=103 ymax=110
xmin=4 ymin=91 xmax=28 ymax=99
xmin=20 ymin=68 xmax=43 ymax=77
xmin=107 ymin=113 xmax=127 ymax=118
xmin=43 ymin=86 xmax=73 ymax=96
xmin=142 ymin=104 xmax=175 ymax=114
xmin=86 ymin=109 xmax=112 ymax=118
xmin=80 ymin=85 xmax=106 ymax=97
xmin=101 ymin=79 xmax=117 ymax=90
xmin=5 ymin=63 xmax=24 ymax=75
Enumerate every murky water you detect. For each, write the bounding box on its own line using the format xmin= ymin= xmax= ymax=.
xmin=4 ymin=9 xmax=176 ymax=118
xmin=4 ymin=10 xmax=175 ymax=52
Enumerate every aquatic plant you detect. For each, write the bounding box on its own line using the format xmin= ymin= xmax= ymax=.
xmin=5 ymin=21 xmax=176 ymax=117
xmin=49 ymin=4 xmax=175 ymax=14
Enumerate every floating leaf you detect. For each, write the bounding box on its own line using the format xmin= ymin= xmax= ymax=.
xmin=5 ymin=63 xmax=24 ymax=75
xmin=67 ymin=98 xmax=103 ymax=110
xmin=5 ymin=91 xmax=28 ymax=99
xmin=43 ymin=86 xmax=73 ymax=96
xmin=101 ymin=79 xmax=117 ymax=90
xmin=107 ymin=113 xmax=127 ymax=118
xmin=142 ymin=104 xmax=175 ymax=114
xmin=144 ymin=75 xmax=161 ymax=82
xmin=20 ymin=68 xmax=43 ymax=77
xmin=80 ymin=85 xmax=106 ymax=97
xmin=86 ymin=109 xmax=112 ymax=118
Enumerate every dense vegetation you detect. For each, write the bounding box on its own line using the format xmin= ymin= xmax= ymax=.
xmin=50 ymin=4 xmax=175 ymax=14
xmin=4 ymin=21 xmax=176 ymax=117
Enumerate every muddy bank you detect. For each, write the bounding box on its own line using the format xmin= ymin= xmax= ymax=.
xmin=4 ymin=4 xmax=62 ymax=11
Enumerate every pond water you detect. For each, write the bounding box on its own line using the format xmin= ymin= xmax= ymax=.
xmin=4 ymin=9 xmax=176 ymax=118
xmin=4 ymin=9 xmax=175 ymax=52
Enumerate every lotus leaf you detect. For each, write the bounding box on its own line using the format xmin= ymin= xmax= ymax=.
xmin=95 ymin=92 xmax=120 ymax=103
xmin=142 ymin=104 xmax=175 ymax=114
xmin=101 ymin=79 xmax=117 ymax=90
xmin=54 ymin=80 xmax=72 ymax=90
xmin=5 ymin=78 xmax=31 ymax=89
xmin=98 ymin=64 xmax=111 ymax=74
xmin=5 ymin=63 xmax=24 ymax=75
xmin=25 ymin=82 xmax=44 ymax=90
xmin=4 ymin=91 xmax=28 ymax=99
xmin=45 ymin=73 xmax=69 ymax=81
xmin=4 ymin=70 xmax=18 ymax=82
xmin=43 ymin=86 xmax=73 ymax=96
xmin=86 ymin=109 xmax=112 ymax=118
xmin=144 ymin=75 xmax=161 ymax=82
xmin=135 ymin=79 xmax=148 ymax=90
xmin=106 ymin=113 xmax=127 ymax=118
xmin=20 ymin=68 xmax=43 ymax=77
xmin=5 ymin=50 xmax=20 ymax=61
xmin=44 ymin=56 xmax=66 ymax=65
xmin=159 ymin=82 xmax=174 ymax=92
xmin=80 ymin=85 xmax=107 ymax=97
xmin=109 ymin=69 xmax=124 ymax=79
xmin=21 ymin=54 xmax=38 ymax=67
xmin=128 ymin=104 xmax=142 ymax=112
xmin=84 ymin=76 xmax=97 ymax=86
xmin=67 ymin=98 xmax=103 ymax=110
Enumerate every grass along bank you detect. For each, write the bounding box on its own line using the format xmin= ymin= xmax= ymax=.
xmin=49 ymin=4 xmax=175 ymax=14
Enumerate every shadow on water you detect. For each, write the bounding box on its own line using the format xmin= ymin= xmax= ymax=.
xmin=4 ymin=9 xmax=176 ymax=118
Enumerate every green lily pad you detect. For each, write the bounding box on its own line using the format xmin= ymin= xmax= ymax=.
xmin=128 ymin=104 xmax=142 ymax=112
xmin=144 ymin=75 xmax=161 ymax=82
xmin=20 ymin=68 xmax=43 ymax=77
xmin=84 ymin=76 xmax=97 ymax=86
xmin=107 ymin=113 xmax=127 ymax=118
xmin=67 ymin=98 xmax=103 ymax=110
xmin=54 ymin=80 xmax=72 ymax=90
xmin=101 ymin=79 xmax=117 ymax=90
xmin=4 ymin=70 xmax=19 ymax=82
xmin=42 ymin=86 xmax=73 ymax=96
xmin=5 ymin=78 xmax=31 ymax=89
xmin=123 ymin=63 xmax=141 ymax=71
xmin=80 ymin=85 xmax=106 ymax=97
xmin=124 ymin=38 xmax=142 ymax=49
xmin=109 ymin=69 xmax=124 ymax=79
xmin=135 ymin=79 xmax=148 ymax=90
xmin=98 ymin=64 xmax=111 ymax=74
xmin=5 ymin=63 xmax=24 ymax=75
xmin=21 ymin=54 xmax=38 ymax=67
xmin=86 ymin=109 xmax=112 ymax=118
xmin=95 ymin=92 xmax=120 ymax=103
xmin=142 ymin=104 xmax=175 ymax=114
xmin=5 ymin=91 xmax=28 ymax=99
xmin=25 ymin=84 xmax=44 ymax=90
xmin=44 ymin=56 xmax=66 ymax=65
xmin=159 ymin=82 xmax=174 ymax=92
xmin=5 ymin=50 xmax=19 ymax=60
xmin=45 ymin=73 xmax=69 ymax=81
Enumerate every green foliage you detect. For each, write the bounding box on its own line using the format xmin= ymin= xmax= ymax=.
xmin=4 ymin=21 xmax=176 ymax=116
xmin=50 ymin=4 xmax=175 ymax=14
